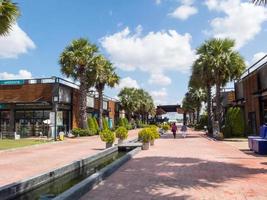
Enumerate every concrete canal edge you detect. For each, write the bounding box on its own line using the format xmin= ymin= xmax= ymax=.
xmin=0 ymin=146 xmax=118 ymax=200
xmin=53 ymin=147 xmax=141 ymax=200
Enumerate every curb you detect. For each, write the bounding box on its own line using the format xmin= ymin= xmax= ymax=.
xmin=53 ymin=147 xmax=141 ymax=200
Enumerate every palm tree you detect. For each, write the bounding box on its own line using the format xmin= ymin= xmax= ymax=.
xmin=253 ymin=0 xmax=267 ymax=5
xmin=204 ymin=39 xmax=245 ymax=128
xmin=0 ymin=0 xmax=19 ymax=36
xmin=59 ymin=38 xmax=98 ymax=129
xmin=190 ymin=45 xmax=215 ymax=135
xmin=94 ymin=56 xmax=120 ymax=130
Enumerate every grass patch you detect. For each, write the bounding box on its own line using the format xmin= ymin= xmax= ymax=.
xmin=0 ymin=139 xmax=49 ymax=150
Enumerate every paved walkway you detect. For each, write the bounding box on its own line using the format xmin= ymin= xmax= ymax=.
xmin=81 ymin=130 xmax=267 ymax=200
xmin=0 ymin=129 xmax=139 ymax=187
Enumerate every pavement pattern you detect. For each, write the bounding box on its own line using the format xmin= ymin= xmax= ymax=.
xmin=81 ymin=130 xmax=267 ymax=200
xmin=0 ymin=129 xmax=139 ymax=187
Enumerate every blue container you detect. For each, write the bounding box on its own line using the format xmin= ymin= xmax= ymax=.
xmin=252 ymin=138 xmax=267 ymax=155
xmin=248 ymin=125 xmax=267 ymax=150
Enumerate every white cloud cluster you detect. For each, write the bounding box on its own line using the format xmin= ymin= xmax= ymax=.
xmin=151 ymin=88 xmax=168 ymax=105
xmin=155 ymin=0 xmax=161 ymax=5
xmin=101 ymin=26 xmax=196 ymax=86
xmin=148 ymin=73 xmax=171 ymax=86
xmin=0 ymin=70 xmax=32 ymax=80
xmin=251 ymin=52 xmax=267 ymax=64
xmin=0 ymin=23 xmax=35 ymax=58
xmin=169 ymin=0 xmax=197 ymax=20
xmin=205 ymin=0 xmax=267 ymax=49
xmin=116 ymin=77 xmax=140 ymax=89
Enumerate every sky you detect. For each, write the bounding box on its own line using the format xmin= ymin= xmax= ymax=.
xmin=0 ymin=0 xmax=267 ymax=107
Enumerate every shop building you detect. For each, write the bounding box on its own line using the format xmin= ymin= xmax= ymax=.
xmin=0 ymin=77 xmax=120 ymax=138
xmin=235 ymin=56 xmax=267 ymax=135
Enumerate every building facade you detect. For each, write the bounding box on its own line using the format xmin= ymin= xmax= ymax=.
xmin=235 ymin=58 xmax=267 ymax=135
xmin=0 ymin=77 xmax=120 ymax=138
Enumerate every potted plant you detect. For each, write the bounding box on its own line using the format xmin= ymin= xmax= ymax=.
xmin=148 ymin=126 xmax=160 ymax=146
xmin=138 ymin=128 xmax=152 ymax=150
xmin=100 ymin=129 xmax=115 ymax=148
xmin=115 ymin=126 xmax=128 ymax=144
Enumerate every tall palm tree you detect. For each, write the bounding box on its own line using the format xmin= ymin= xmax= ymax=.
xmin=190 ymin=45 xmax=215 ymax=135
xmin=0 ymin=0 xmax=19 ymax=36
xmin=94 ymin=55 xmax=120 ymax=130
xmin=59 ymin=38 xmax=98 ymax=129
xmin=204 ymin=39 xmax=245 ymax=128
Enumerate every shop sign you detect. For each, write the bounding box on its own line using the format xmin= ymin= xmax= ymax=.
xmin=87 ymin=96 xmax=94 ymax=108
xmin=59 ymin=86 xmax=71 ymax=103
xmin=0 ymin=80 xmax=24 ymax=85
xmin=57 ymin=111 xmax=63 ymax=126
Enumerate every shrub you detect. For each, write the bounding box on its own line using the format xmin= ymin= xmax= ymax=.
xmin=118 ymin=118 xmax=125 ymax=127
xmin=148 ymin=126 xmax=160 ymax=140
xmin=87 ymin=117 xmax=97 ymax=135
xmin=115 ymin=126 xmax=128 ymax=140
xmin=93 ymin=117 xmax=99 ymax=134
xmin=103 ymin=117 xmax=109 ymax=130
xmin=100 ymin=129 xmax=115 ymax=144
xmin=195 ymin=114 xmax=208 ymax=130
xmin=138 ymin=128 xmax=152 ymax=143
xmin=223 ymin=107 xmax=245 ymax=138
xmin=72 ymin=128 xmax=94 ymax=137
xmin=162 ymin=124 xmax=170 ymax=132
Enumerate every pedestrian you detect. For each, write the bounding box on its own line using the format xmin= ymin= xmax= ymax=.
xmin=181 ymin=124 xmax=187 ymax=138
xmin=171 ymin=123 xmax=177 ymax=138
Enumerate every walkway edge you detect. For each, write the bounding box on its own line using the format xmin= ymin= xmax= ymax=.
xmin=53 ymin=147 xmax=141 ymax=200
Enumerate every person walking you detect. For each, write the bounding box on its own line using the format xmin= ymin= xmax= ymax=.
xmin=171 ymin=123 xmax=177 ymax=138
xmin=181 ymin=124 xmax=188 ymax=138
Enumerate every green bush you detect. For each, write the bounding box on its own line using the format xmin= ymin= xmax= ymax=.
xmin=138 ymin=128 xmax=152 ymax=143
xmin=162 ymin=124 xmax=170 ymax=132
xmin=223 ymin=107 xmax=245 ymax=138
xmin=87 ymin=117 xmax=97 ymax=135
xmin=72 ymin=128 xmax=94 ymax=137
xmin=194 ymin=114 xmax=208 ymax=130
xmin=93 ymin=117 xmax=99 ymax=134
xmin=100 ymin=129 xmax=115 ymax=144
xmin=148 ymin=126 xmax=160 ymax=140
xmin=115 ymin=126 xmax=128 ymax=140
xmin=103 ymin=117 xmax=109 ymax=130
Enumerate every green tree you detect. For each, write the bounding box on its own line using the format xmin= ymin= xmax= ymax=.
xmin=87 ymin=117 xmax=97 ymax=135
xmin=94 ymin=55 xmax=120 ymax=130
xmin=93 ymin=117 xmax=99 ymax=133
xmin=59 ymin=38 xmax=98 ymax=129
xmin=0 ymin=0 xmax=19 ymax=36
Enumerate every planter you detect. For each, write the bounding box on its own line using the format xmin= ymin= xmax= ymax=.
xmin=118 ymin=138 xmax=124 ymax=145
xmin=150 ymin=140 xmax=155 ymax=146
xmin=106 ymin=143 xmax=113 ymax=148
xmin=142 ymin=142 xmax=150 ymax=150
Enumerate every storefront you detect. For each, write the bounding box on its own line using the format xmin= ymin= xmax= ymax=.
xmin=0 ymin=77 xmax=120 ymax=138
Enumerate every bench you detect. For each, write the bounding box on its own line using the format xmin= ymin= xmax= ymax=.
xmin=248 ymin=125 xmax=267 ymax=150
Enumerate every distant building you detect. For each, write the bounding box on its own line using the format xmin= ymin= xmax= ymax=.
xmin=0 ymin=77 xmax=120 ymax=138
xmin=235 ymin=56 xmax=267 ymax=135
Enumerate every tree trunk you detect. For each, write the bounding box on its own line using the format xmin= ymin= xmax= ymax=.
xmin=79 ymin=74 xmax=88 ymax=129
xmin=215 ymin=82 xmax=221 ymax=130
xmin=196 ymin=106 xmax=200 ymax=124
xmin=206 ymin=84 xmax=213 ymax=135
xmin=183 ymin=112 xmax=187 ymax=125
xmin=98 ymin=87 xmax=104 ymax=130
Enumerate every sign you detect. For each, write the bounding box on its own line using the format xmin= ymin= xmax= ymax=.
xmin=49 ymin=112 xmax=55 ymax=125
xmin=87 ymin=96 xmax=94 ymax=108
xmin=0 ymin=104 xmax=7 ymax=109
xmin=0 ymin=80 xmax=24 ymax=85
xmin=59 ymin=86 xmax=71 ymax=103
xmin=57 ymin=111 xmax=63 ymax=126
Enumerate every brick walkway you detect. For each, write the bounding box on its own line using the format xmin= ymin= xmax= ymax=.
xmin=81 ymin=130 xmax=267 ymax=200
xmin=0 ymin=129 xmax=139 ymax=187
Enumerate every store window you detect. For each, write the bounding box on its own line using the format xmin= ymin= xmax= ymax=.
xmin=0 ymin=111 xmax=10 ymax=133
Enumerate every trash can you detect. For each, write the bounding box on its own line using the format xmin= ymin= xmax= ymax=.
xmin=59 ymin=132 xmax=64 ymax=141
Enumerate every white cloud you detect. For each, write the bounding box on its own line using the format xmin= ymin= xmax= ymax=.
xmin=205 ymin=0 xmax=267 ymax=49
xmin=169 ymin=5 xmax=198 ymax=20
xmin=0 ymin=70 xmax=32 ymax=80
xmin=251 ymin=52 xmax=267 ymax=64
xmin=101 ymin=26 xmax=196 ymax=82
xmin=0 ymin=23 xmax=35 ymax=59
xmin=148 ymin=73 xmax=171 ymax=86
xmin=151 ymin=88 xmax=168 ymax=105
xmin=116 ymin=77 xmax=140 ymax=89
xmin=155 ymin=0 xmax=161 ymax=5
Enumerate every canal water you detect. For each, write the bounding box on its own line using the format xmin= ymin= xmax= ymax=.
xmin=14 ymin=151 xmax=126 ymax=200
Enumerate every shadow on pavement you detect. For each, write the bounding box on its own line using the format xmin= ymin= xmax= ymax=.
xmin=83 ymin=156 xmax=267 ymax=200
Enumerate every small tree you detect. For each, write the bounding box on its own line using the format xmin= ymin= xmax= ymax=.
xmin=87 ymin=117 xmax=97 ymax=135
xmin=102 ymin=117 xmax=109 ymax=130
xmin=93 ymin=117 xmax=99 ymax=133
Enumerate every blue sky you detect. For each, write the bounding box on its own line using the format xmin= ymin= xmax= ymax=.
xmin=0 ymin=0 xmax=267 ymax=106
